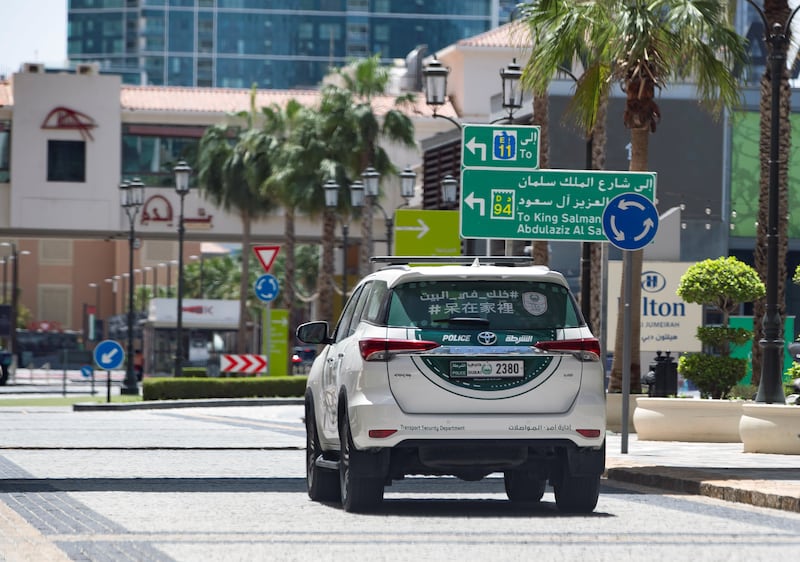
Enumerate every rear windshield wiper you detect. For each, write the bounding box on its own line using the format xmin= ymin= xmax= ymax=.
xmin=431 ymin=316 xmax=491 ymax=326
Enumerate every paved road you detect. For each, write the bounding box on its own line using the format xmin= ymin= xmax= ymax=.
xmin=0 ymin=405 xmax=799 ymax=561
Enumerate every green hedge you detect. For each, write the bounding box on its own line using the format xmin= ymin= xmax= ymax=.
xmin=142 ymin=376 xmax=307 ymax=401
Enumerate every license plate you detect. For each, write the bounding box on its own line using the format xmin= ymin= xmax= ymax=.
xmin=450 ymin=360 xmax=523 ymax=378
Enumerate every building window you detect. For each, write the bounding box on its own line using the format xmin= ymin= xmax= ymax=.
xmin=47 ymin=141 xmax=86 ymax=182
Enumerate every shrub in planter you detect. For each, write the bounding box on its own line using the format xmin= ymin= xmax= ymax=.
xmin=676 ymin=256 xmax=765 ymax=399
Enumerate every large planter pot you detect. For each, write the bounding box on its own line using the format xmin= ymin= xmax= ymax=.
xmin=633 ymin=397 xmax=743 ymax=442
xmin=606 ymin=392 xmax=640 ymax=433
xmin=739 ymin=403 xmax=800 ymax=454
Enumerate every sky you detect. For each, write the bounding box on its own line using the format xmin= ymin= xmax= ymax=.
xmin=0 ymin=0 xmax=68 ymax=78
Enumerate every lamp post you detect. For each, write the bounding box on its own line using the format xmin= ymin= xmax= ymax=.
xmin=143 ymin=266 xmax=152 ymax=310
xmin=173 ymin=160 xmax=192 ymax=378
xmin=324 ymin=178 xmax=364 ymax=305
xmin=0 ymin=259 xmax=5 ymax=303
xmin=746 ymin=1 xmax=800 ymax=404
xmin=363 ymin=166 xmax=416 ymax=255
xmin=119 ymin=177 xmax=145 ymax=395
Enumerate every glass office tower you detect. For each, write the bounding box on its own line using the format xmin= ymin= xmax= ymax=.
xmin=68 ymin=0 xmax=518 ymax=89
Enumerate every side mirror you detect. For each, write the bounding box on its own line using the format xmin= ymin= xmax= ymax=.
xmin=296 ymin=321 xmax=332 ymax=345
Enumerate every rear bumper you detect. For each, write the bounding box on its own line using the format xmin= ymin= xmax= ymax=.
xmin=347 ymin=395 xmax=606 ymax=451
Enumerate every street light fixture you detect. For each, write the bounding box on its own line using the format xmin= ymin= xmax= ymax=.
xmin=119 ymin=177 xmax=145 ymax=395
xmin=440 ymin=174 xmax=458 ymax=207
xmin=324 ymin=178 xmax=364 ymax=305
xmin=499 ymin=58 xmax=523 ymax=122
xmin=173 ymin=160 xmax=192 ymax=378
xmin=422 ymin=55 xmax=462 ymax=130
xmin=746 ymin=0 xmax=800 ymax=403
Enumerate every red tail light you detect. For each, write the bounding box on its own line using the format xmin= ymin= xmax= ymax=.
xmin=576 ymin=429 xmax=602 ymax=438
xmin=534 ymin=338 xmax=601 ymax=361
xmin=359 ymin=338 xmax=441 ymax=361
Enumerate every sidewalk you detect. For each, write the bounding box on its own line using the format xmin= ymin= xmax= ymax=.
xmin=605 ymin=432 xmax=800 ymax=512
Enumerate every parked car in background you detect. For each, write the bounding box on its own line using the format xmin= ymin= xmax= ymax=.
xmin=297 ymin=256 xmax=606 ymax=513
xmin=291 ymin=345 xmax=316 ymax=375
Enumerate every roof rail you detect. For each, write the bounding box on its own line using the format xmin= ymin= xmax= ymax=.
xmin=370 ymin=256 xmax=535 ymax=266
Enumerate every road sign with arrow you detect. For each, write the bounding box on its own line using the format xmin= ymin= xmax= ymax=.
xmin=602 ymin=192 xmax=659 ymax=250
xmin=394 ymin=209 xmax=460 ymax=256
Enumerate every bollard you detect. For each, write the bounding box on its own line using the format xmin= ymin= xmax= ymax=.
xmin=644 ymin=351 xmax=678 ymax=397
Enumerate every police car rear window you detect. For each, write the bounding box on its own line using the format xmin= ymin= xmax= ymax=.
xmin=387 ymin=280 xmax=580 ymax=330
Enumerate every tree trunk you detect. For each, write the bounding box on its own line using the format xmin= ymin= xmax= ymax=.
xmin=531 ymin=92 xmax=550 ymax=265
xmin=360 ymin=191 xmax=374 ymax=277
xmin=589 ymin=93 xmax=609 ymax=344
xmin=283 ymin=206 xmax=297 ymax=374
xmin=320 ymin=209 xmax=336 ymax=326
xmin=237 ymin=211 xmax=252 ymax=354
xmin=608 ymin=126 xmax=649 ymax=393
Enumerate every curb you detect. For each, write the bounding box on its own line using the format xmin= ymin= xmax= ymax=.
xmin=606 ymin=466 xmax=800 ymax=513
xmin=72 ymin=397 xmax=304 ymax=411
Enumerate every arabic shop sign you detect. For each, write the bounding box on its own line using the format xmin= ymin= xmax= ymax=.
xmin=606 ymin=260 xmax=702 ymax=352
xmin=459 ymin=169 xmax=656 ymax=241
xmin=140 ymin=195 xmax=214 ymax=229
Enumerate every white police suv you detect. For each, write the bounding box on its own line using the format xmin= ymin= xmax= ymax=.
xmin=297 ymin=256 xmax=606 ymax=513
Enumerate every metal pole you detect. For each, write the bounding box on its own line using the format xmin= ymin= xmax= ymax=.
xmin=10 ymin=245 xmax=18 ymax=368
xmin=121 ymin=215 xmax=139 ymax=394
xmin=386 ymin=217 xmax=393 ymax=256
xmin=167 ymin=263 xmax=172 ymax=298
xmin=153 ymin=266 xmax=158 ymax=299
xmin=2 ymin=258 xmax=6 ymax=303
xmin=174 ymin=194 xmax=186 ymax=377
xmin=342 ymin=222 xmax=349 ymax=307
xmin=621 ymin=250 xmax=633 ymax=453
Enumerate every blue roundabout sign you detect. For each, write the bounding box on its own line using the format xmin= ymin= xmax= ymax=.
xmin=602 ymin=192 xmax=659 ymax=251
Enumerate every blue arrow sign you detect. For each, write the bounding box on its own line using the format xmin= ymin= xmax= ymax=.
xmin=80 ymin=365 xmax=94 ymax=378
xmin=254 ymin=274 xmax=280 ymax=303
xmin=94 ymin=339 xmax=125 ymax=370
xmin=602 ymin=192 xmax=659 ymax=251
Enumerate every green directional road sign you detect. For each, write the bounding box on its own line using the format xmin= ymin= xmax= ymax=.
xmin=459 ymin=169 xmax=657 ymax=241
xmin=394 ymin=209 xmax=460 ymax=256
xmin=461 ymin=124 xmax=540 ymax=169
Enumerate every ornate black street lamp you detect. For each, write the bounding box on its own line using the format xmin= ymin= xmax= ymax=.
xmin=498 ymin=58 xmax=523 ymax=122
xmin=361 ymin=166 xmax=417 ymax=256
xmin=324 ymin=178 xmax=364 ymax=305
xmin=119 ymin=177 xmax=144 ymax=394
xmin=744 ymin=1 xmax=800 ymax=403
xmin=173 ymin=160 xmax=192 ymax=378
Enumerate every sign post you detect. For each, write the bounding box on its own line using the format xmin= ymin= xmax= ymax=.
xmin=94 ymin=339 xmax=124 ymax=403
xmin=254 ymin=274 xmax=280 ymax=375
xmin=602 ymin=193 xmax=660 ymax=454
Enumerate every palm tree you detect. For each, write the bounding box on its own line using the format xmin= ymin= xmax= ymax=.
xmin=196 ymin=91 xmax=280 ymax=354
xmin=518 ymin=0 xmax=747 ymax=393
xmin=750 ymin=0 xmax=791 ymax=386
xmin=329 ymin=55 xmax=417 ymax=277
xmin=261 ymin=100 xmax=322 ymax=352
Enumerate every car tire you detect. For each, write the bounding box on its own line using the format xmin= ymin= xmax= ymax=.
xmin=553 ymin=473 xmax=600 ymax=513
xmin=503 ymin=470 xmax=547 ymax=502
xmin=305 ymin=398 xmax=340 ymax=502
xmin=338 ymin=410 xmax=384 ymax=513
